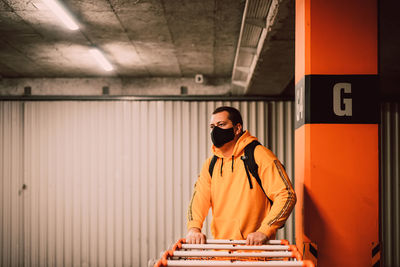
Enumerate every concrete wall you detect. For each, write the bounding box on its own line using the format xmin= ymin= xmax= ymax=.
xmin=0 ymin=77 xmax=231 ymax=96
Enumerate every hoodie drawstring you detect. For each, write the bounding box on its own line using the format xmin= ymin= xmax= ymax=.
xmin=220 ymin=156 xmax=235 ymax=175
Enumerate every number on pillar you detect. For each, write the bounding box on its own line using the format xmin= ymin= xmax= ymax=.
xmin=296 ymin=85 xmax=304 ymax=122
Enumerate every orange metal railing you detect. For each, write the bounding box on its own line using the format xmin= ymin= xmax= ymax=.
xmin=154 ymin=239 xmax=315 ymax=267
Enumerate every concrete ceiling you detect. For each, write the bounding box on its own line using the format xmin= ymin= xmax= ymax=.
xmin=0 ymin=0 xmax=298 ymax=97
xmin=0 ymin=0 xmax=244 ymax=77
xmin=0 ymin=0 xmax=398 ymax=98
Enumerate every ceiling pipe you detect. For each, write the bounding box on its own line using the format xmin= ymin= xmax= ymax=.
xmin=231 ymin=0 xmax=280 ymax=95
xmin=240 ymin=47 xmax=258 ymax=55
xmin=245 ymin=17 xmax=267 ymax=28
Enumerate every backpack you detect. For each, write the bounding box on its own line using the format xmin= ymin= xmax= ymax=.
xmin=208 ymin=140 xmax=268 ymax=197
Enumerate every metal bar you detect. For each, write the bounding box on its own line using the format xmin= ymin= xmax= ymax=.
xmin=166 ymin=260 xmax=306 ymax=266
xmin=172 ymin=251 xmax=294 ymax=258
xmin=181 ymin=244 xmax=290 ymax=251
xmin=204 ymin=240 xmax=246 ymax=245
xmin=205 ymin=240 xmax=286 ymax=245
xmin=0 ymin=95 xmax=294 ymax=102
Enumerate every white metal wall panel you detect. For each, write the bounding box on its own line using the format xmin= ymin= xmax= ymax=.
xmin=0 ymin=100 xmax=294 ymax=266
xmin=381 ymin=102 xmax=400 ymax=267
xmin=0 ymin=101 xmax=24 ymax=267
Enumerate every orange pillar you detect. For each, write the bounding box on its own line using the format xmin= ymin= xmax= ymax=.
xmin=294 ymin=0 xmax=380 ymax=266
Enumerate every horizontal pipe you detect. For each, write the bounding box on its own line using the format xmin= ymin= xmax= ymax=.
xmin=172 ymin=251 xmax=294 ymax=258
xmin=181 ymin=244 xmax=290 ymax=251
xmin=0 ymin=95 xmax=295 ymax=102
xmin=166 ymin=260 xmax=309 ymax=266
xmin=205 ymin=239 xmax=287 ymax=245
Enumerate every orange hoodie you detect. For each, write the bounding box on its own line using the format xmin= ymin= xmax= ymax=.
xmin=187 ymin=131 xmax=296 ymax=239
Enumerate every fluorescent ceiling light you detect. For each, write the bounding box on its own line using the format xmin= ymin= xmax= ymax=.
xmin=89 ymin=48 xmax=114 ymax=72
xmin=42 ymin=0 xmax=79 ymax=30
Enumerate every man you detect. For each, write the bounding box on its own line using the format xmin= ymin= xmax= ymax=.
xmin=186 ymin=106 xmax=296 ymax=245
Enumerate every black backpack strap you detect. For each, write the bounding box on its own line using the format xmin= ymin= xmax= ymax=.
xmin=245 ymin=141 xmax=274 ymax=205
xmin=209 ymin=155 xmax=218 ymax=178
xmin=243 ymin=140 xmax=267 ymax=195
xmin=242 ymin=158 xmax=253 ymax=189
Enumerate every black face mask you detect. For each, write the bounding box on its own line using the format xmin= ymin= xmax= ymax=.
xmin=211 ymin=126 xmax=235 ymax=148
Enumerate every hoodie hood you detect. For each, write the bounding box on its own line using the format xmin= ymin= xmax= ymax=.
xmin=212 ymin=130 xmax=258 ymax=158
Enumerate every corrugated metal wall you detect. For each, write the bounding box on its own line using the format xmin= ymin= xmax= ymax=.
xmin=381 ymin=102 xmax=400 ymax=267
xmin=0 ymin=100 xmax=294 ymax=267
xmin=0 ymin=102 xmax=24 ymax=267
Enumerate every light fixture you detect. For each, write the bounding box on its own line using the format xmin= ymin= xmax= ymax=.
xmin=89 ymin=48 xmax=114 ymax=72
xmin=42 ymin=0 xmax=79 ymax=30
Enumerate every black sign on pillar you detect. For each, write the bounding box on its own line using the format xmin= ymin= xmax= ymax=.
xmin=295 ymin=75 xmax=379 ymax=129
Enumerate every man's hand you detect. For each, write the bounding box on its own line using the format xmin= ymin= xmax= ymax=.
xmin=186 ymin=227 xmax=206 ymax=244
xmin=246 ymin=231 xmax=269 ymax=245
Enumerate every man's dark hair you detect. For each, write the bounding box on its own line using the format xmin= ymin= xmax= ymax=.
xmin=213 ymin=106 xmax=243 ymax=126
